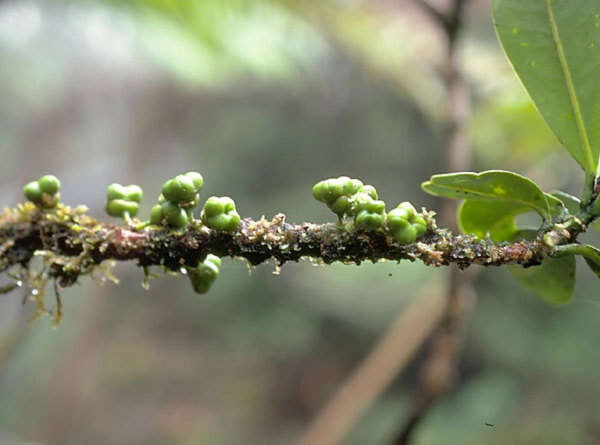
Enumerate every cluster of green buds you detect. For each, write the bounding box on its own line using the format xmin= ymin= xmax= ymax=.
xmin=24 ymin=175 xmax=61 ymax=208
xmin=149 ymin=172 xmax=204 ymax=228
xmin=189 ymin=254 xmax=221 ymax=294
xmin=103 ymin=171 xmax=241 ymax=235
xmin=21 ymin=171 xmax=233 ymax=296
xmin=387 ymin=202 xmax=427 ymax=244
xmin=354 ymin=195 xmax=386 ymax=230
xmin=201 ymin=197 xmax=241 ymax=232
xmin=312 ymin=177 xmax=428 ymax=243
xmin=105 ymin=184 xmax=143 ymax=223
xmin=312 ymin=176 xmax=386 ymax=230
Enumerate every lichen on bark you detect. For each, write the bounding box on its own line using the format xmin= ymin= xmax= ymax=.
xmin=0 ymin=199 xmax=567 ymax=324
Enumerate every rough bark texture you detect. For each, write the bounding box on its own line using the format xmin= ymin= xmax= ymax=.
xmin=0 ymin=202 xmax=574 ymax=289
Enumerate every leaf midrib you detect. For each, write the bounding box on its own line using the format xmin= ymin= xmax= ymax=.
xmin=545 ymin=0 xmax=595 ymax=172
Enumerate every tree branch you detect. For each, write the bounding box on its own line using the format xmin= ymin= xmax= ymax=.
xmin=417 ymin=0 xmax=448 ymax=28
xmin=0 ymin=202 xmax=581 ymax=290
xmin=417 ymin=0 xmax=467 ymax=50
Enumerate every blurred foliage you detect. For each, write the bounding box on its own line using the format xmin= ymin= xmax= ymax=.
xmin=470 ymin=91 xmax=562 ymax=167
xmin=75 ymin=0 xmax=329 ymax=84
xmin=0 ymin=1 xmax=598 ymax=445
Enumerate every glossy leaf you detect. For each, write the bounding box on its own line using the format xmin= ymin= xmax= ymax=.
xmin=493 ymin=0 xmax=600 ymax=173
xmin=509 ymin=256 xmax=575 ymax=305
xmin=422 ymin=170 xmax=550 ymax=218
xmin=577 ymin=245 xmax=600 ymax=279
xmin=545 ymin=193 xmax=567 ymax=217
xmin=507 ymin=229 xmax=575 ymax=304
xmin=554 ymin=243 xmax=600 ymax=279
xmin=584 ymin=257 xmax=600 ymax=278
xmin=551 ymin=190 xmax=580 ymax=214
xmin=458 ymin=193 xmax=566 ymax=241
xmin=458 ymin=200 xmax=523 ymax=241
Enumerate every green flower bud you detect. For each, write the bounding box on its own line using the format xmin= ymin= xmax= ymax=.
xmin=189 ymin=254 xmax=221 ymax=294
xmin=348 ymin=193 xmax=377 ymax=214
xmin=355 ymin=210 xmax=385 ymax=230
xmin=392 ymin=224 xmax=418 ymax=244
xmin=107 ymin=183 xmax=142 ymax=203
xmin=312 ymin=180 xmax=339 ymax=205
xmin=184 ymin=171 xmax=204 ymax=191
xmin=38 ymin=175 xmax=61 ymax=196
xmin=387 ymin=202 xmax=427 ymax=244
xmin=106 ymin=199 xmax=139 ymax=218
xmin=341 ymin=177 xmax=363 ymax=196
xmin=180 ymin=193 xmax=200 ymax=209
xmin=24 ymin=175 xmax=61 ymax=208
xmin=201 ymin=196 xmax=240 ymax=232
xmin=412 ymin=215 xmax=427 ymax=237
xmin=355 ymin=199 xmax=386 ymax=230
xmin=105 ymin=183 xmax=143 ymax=221
xmin=204 ymin=254 xmax=221 ymax=269
xmin=161 ymin=201 xmax=189 ymax=228
xmin=327 ymin=176 xmax=348 ymax=198
xmin=149 ymin=204 xmax=163 ymax=225
xmin=367 ymin=199 xmax=385 ymax=214
xmin=24 ymin=181 xmax=42 ymax=203
xmin=358 ymin=184 xmax=378 ymax=200
xmin=387 ymin=211 xmax=409 ymax=230
xmin=313 ymin=177 xmax=358 ymax=204
xmin=106 ymin=185 xmax=123 ymax=201
xmin=162 ymin=175 xmax=197 ymax=204
xmin=393 ymin=202 xmax=416 ymax=219
xmin=313 ymin=176 xmax=378 ymax=219
xmin=330 ymin=195 xmax=353 ymax=217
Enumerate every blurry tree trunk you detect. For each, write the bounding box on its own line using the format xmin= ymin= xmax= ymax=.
xmin=393 ymin=0 xmax=473 ymax=443
xmin=297 ymin=283 xmax=445 ymax=445
xmin=297 ymin=1 xmax=473 ymax=445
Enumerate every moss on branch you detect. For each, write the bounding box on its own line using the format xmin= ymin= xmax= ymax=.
xmin=0 ymin=191 xmax=585 ymax=325
xmin=0 ymin=202 xmax=562 ymax=284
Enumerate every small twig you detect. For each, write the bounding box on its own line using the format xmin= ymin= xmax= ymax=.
xmin=417 ymin=0 xmax=448 ymax=28
xmin=52 ymin=279 xmax=63 ymax=326
xmin=417 ymin=0 xmax=467 ymax=50
xmin=0 ymin=282 xmax=18 ymax=294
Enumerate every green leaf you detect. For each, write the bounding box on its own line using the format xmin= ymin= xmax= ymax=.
xmin=580 ymin=246 xmax=600 ymax=279
xmin=545 ymin=192 xmax=567 ymax=217
xmin=551 ymin=190 xmax=580 ymax=214
xmin=507 ymin=229 xmax=575 ymax=305
xmin=584 ymin=257 xmax=600 ymax=278
xmin=493 ymin=0 xmax=600 ymax=174
xmin=422 ymin=170 xmax=550 ymax=218
xmin=458 ymin=200 xmax=524 ymax=241
xmin=509 ymin=256 xmax=575 ymax=305
xmin=553 ymin=243 xmax=600 ymax=279
xmin=458 ymin=194 xmax=565 ymax=241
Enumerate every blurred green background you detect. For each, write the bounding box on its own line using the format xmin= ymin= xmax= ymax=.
xmin=0 ymin=0 xmax=598 ymax=444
